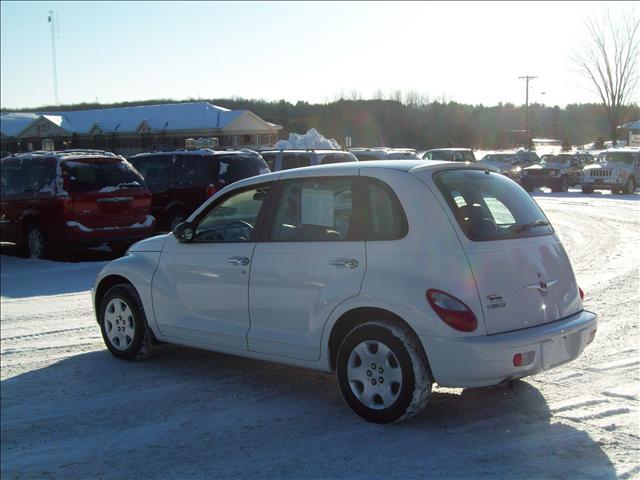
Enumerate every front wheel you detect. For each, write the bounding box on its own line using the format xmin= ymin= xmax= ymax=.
xmin=552 ymin=176 xmax=569 ymax=193
xmin=336 ymin=320 xmax=432 ymax=423
xmin=622 ymin=177 xmax=636 ymax=195
xmin=23 ymin=223 xmax=50 ymax=259
xmin=99 ymin=284 xmax=151 ymax=360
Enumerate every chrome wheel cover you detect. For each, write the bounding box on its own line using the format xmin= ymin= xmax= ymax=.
xmin=347 ymin=340 xmax=403 ymax=410
xmin=104 ymin=297 xmax=135 ymax=350
xmin=27 ymin=228 xmax=44 ymax=258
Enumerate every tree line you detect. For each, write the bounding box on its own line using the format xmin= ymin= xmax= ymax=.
xmin=4 ymin=97 xmax=638 ymax=150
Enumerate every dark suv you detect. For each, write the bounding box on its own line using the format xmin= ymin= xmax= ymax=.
xmin=0 ymin=150 xmax=154 ymax=258
xmin=129 ymin=149 xmax=269 ymax=231
xmin=521 ymin=152 xmax=594 ymax=192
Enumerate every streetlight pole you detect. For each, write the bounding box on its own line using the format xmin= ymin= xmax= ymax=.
xmin=519 ymin=75 xmax=537 ymax=148
xmin=47 ymin=11 xmax=59 ymax=105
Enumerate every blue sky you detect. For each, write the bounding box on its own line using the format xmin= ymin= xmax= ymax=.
xmin=0 ymin=1 xmax=635 ymax=108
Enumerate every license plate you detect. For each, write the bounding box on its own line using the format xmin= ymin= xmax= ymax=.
xmin=541 ymin=332 xmax=581 ymax=369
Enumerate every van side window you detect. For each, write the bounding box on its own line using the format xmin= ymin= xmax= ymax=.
xmin=270 ymin=178 xmax=353 ymax=241
xmin=0 ymin=159 xmax=24 ymax=195
xmin=175 ymin=155 xmax=207 ymax=186
xmin=366 ymin=179 xmax=407 ymax=240
xmin=281 ymin=154 xmax=311 ymax=170
xmin=24 ymin=159 xmax=55 ymax=192
xmin=131 ymin=156 xmax=172 ymax=187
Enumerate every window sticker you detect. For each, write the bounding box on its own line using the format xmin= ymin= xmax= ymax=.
xmin=301 ymin=188 xmax=334 ymax=226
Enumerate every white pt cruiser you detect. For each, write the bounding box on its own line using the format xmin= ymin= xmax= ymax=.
xmin=93 ymin=160 xmax=597 ymax=423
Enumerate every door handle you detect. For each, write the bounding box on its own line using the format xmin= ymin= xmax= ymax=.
xmin=227 ymin=256 xmax=250 ymax=266
xmin=330 ymin=258 xmax=359 ymax=269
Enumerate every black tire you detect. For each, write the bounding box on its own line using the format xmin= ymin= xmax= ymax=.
xmin=23 ymin=223 xmax=50 ymax=259
xmin=167 ymin=208 xmax=188 ymax=232
xmin=99 ymin=283 xmax=151 ymax=360
xmin=581 ymin=186 xmax=594 ymax=194
xmin=622 ymin=177 xmax=636 ymax=195
xmin=109 ymin=243 xmax=131 ymax=257
xmin=336 ymin=320 xmax=432 ymax=424
xmin=522 ymin=183 xmax=534 ymax=193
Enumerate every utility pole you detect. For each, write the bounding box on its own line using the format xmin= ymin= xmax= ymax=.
xmin=47 ymin=11 xmax=60 ymax=104
xmin=518 ymin=75 xmax=537 ymax=148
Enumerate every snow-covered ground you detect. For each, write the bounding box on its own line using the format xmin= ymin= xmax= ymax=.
xmin=1 ymin=191 xmax=639 ymax=479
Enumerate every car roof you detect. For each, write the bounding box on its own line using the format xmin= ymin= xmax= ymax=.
xmin=2 ymin=150 xmax=123 ymax=162
xmin=426 ymin=148 xmax=473 ymax=152
xmin=259 ymin=149 xmax=349 ymax=154
xmin=129 ymin=148 xmax=260 ymax=159
xmin=215 ymin=160 xmax=488 ymax=195
xmin=599 ymin=147 xmax=640 ymax=153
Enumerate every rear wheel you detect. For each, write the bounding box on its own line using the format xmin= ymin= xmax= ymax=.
xmin=336 ymin=320 xmax=432 ymax=423
xmin=99 ymin=284 xmax=151 ymax=360
xmin=23 ymin=223 xmax=50 ymax=259
xmin=167 ymin=208 xmax=188 ymax=232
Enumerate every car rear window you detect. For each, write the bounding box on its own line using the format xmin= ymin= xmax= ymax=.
xmin=320 ymin=152 xmax=357 ymax=165
xmin=281 ymin=154 xmax=311 ymax=170
xmin=213 ymin=154 xmax=270 ymax=188
xmin=434 ymin=169 xmax=553 ymax=241
xmin=63 ymin=159 xmax=144 ymax=192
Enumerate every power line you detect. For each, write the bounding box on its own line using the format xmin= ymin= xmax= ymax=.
xmin=519 ymin=75 xmax=537 ymax=147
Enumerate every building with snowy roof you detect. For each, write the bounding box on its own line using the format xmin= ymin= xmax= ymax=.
xmin=619 ymin=120 xmax=640 ymax=147
xmin=0 ymin=102 xmax=282 ymax=156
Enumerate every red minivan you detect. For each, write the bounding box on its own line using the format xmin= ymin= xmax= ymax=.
xmin=0 ymin=150 xmax=154 ymax=258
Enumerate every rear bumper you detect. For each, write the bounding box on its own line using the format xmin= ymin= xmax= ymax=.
xmin=48 ymin=215 xmax=155 ymax=246
xmin=420 ymin=310 xmax=597 ymax=388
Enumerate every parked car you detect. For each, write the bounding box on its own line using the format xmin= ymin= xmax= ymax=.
xmin=93 ymin=160 xmax=596 ymax=423
xmin=521 ymin=152 xmax=593 ymax=192
xmin=129 ymin=149 xmax=269 ymax=231
xmin=479 ymin=151 xmax=540 ymax=183
xmin=0 ymin=150 xmax=154 ymax=258
xmin=581 ymin=148 xmax=639 ymax=194
xmin=421 ymin=148 xmax=477 ymax=162
xmin=259 ymin=149 xmax=357 ymax=172
xmin=349 ymin=148 xmax=420 ymax=160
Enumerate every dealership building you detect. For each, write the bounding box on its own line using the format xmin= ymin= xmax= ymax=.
xmin=0 ymin=102 xmax=282 ymax=156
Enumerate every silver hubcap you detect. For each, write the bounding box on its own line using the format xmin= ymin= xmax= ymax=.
xmin=104 ymin=297 xmax=135 ymax=350
xmin=27 ymin=228 xmax=44 ymax=258
xmin=347 ymin=340 xmax=403 ymax=410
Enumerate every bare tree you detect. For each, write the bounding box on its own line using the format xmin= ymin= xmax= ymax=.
xmin=573 ymin=9 xmax=639 ymax=145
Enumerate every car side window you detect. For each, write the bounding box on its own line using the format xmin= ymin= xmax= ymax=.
xmin=131 ymin=156 xmax=172 ymax=187
xmin=270 ymin=178 xmax=353 ymax=241
xmin=261 ymin=153 xmax=275 ymax=170
xmin=193 ymin=185 xmax=271 ymax=243
xmin=463 ymin=151 xmax=475 ymax=162
xmin=366 ymin=179 xmax=407 ymax=240
xmin=0 ymin=159 xmax=25 ymax=196
xmin=281 ymin=154 xmax=311 ymax=170
xmin=175 ymin=155 xmax=207 ymax=186
xmin=24 ymin=159 xmax=55 ymax=192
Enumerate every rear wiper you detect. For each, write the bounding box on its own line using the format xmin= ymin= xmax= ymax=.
xmin=516 ymin=220 xmax=550 ymax=233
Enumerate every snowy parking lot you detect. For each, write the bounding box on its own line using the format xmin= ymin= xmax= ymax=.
xmin=1 ymin=190 xmax=638 ymax=479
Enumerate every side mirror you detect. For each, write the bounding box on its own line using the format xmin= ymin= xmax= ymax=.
xmin=173 ymin=221 xmax=195 ymax=243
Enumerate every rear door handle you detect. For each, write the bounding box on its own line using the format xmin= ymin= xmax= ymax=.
xmin=330 ymin=258 xmax=359 ymax=269
xmin=227 ymin=256 xmax=250 ymax=266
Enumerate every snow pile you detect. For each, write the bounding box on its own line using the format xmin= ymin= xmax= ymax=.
xmin=273 ymin=128 xmax=341 ymax=150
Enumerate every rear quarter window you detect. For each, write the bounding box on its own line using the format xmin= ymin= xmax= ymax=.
xmin=320 ymin=153 xmax=357 ymax=165
xmin=434 ymin=169 xmax=553 ymax=241
xmin=130 ymin=155 xmax=173 ymax=187
xmin=1 ymin=158 xmax=25 ymax=195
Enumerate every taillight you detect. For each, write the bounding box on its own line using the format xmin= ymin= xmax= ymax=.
xmin=426 ymin=289 xmax=478 ymax=332
xmin=206 ymin=184 xmax=218 ymax=198
xmin=579 ymin=287 xmax=585 ymax=301
xmin=56 ymin=196 xmax=74 ymax=215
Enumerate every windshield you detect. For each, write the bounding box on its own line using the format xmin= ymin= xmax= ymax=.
xmin=540 ymin=154 xmax=573 ymax=165
xmin=63 ymin=159 xmax=144 ymax=192
xmin=480 ymin=154 xmax=517 ymax=164
xmin=597 ymin=151 xmax=636 ymax=165
xmin=434 ymin=169 xmax=553 ymax=241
